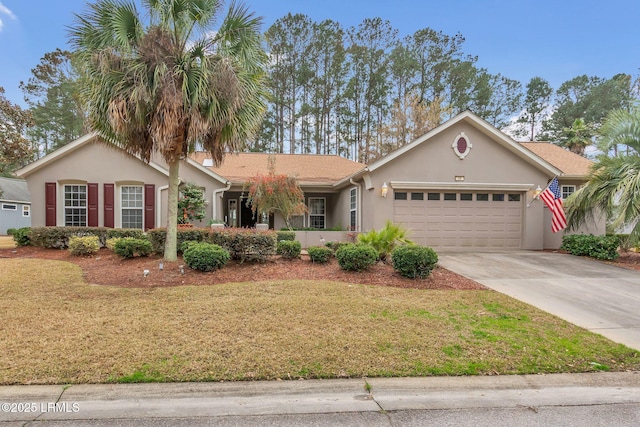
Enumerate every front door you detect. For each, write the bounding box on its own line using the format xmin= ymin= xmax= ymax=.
xmin=240 ymin=197 xmax=256 ymax=228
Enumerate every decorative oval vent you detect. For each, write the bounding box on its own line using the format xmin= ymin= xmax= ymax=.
xmin=452 ymin=132 xmax=472 ymax=159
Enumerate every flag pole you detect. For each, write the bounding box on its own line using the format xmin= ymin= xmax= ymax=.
xmin=526 ymin=177 xmax=555 ymax=208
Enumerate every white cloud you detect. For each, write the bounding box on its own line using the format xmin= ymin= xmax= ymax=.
xmin=0 ymin=2 xmax=17 ymax=32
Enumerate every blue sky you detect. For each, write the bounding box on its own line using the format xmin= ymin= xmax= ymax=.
xmin=1 ymin=0 xmax=639 ymax=107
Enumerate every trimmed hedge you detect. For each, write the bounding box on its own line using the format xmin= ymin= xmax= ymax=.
xmin=182 ymin=242 xmax=230 ymax=272
xmin=277 ymin=240 xmax=301 ymax=259
xmin=147 ymin=228 xmax=210 ymax=254
xmin=560 ymin=234 xmax=620 ymax=260
xmin=307 ymin=246 xmax=332 ymax=264
xmin=12 ymin=227 xmax=31 ymax=247
xmin=209 ymin=228 xmax=277 ymax=263
xmin=335 ymin=243 xmax=378 ymax=272
xmin=29 ymin=227 xmax=145 ymax=249
xmin=276 ymin=231 xmax=296 ymax=241
xmin=113 ymin=237 xmax=152 ymax=258
xmin=68 ymin=235 xmax=100 ymax=256
xmin=148 ymin=227 xmax=277 ymax=263
xmin=325 ymin=241 xmax=349 ymax=254
xmin=391 ymin=245 xmax=438 ymax=279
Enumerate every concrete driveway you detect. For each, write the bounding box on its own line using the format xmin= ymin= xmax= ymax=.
xmin=438 ymin=251 xmax=640 ymax=351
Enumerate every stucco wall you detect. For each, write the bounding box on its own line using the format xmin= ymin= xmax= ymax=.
xmin=356 ymin=121 xmax=556 ymax=250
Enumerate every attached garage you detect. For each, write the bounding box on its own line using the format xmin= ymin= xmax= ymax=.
xmin=392 ymin=187 xmax=525 ymax=250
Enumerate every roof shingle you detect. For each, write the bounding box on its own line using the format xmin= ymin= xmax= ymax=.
xmin=191 ymin=152 xmax=365 ymax=185
xmin=520 ymin=142 xmax=593 ymax=177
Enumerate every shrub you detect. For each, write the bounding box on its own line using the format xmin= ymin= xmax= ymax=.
xmin=105 ymin=237 xmax=121 ymax=251
xmin=182 ymin=242 xmax=230 ymax=272
xmin=325 ymin=241 xmax=349 ymax=254
xmin=113 ymin=238 xmax=152 ymax=258
xmin=6 ymin=228 xmax=16 ymax=236
xmin=277 ymin=240 xmax=301 ymax=259
xmin=147 ymin=228 xmax=210 ymax=254
xmin=307 ymin=246 xmax=332 ymax=264
xmin=276 ymin=231 xmax=296 ymax=241
xmin=335 ymin=243 xmax=378 ymax=272
xmin=560 ymin=234 xmax=620 ymax=260
xmin=12 ymin=227 xmax=31 ymax=247
xmin=391 ymin=245 xmax=438 ymax=279
xmin=616 ymin=234 xmax=633 ymax=253
xmin=68 ymin=235 xmax=100 ymax=256
xmin=209 ymin=228 xmax=277 ymax=263
xmin=358 ymin=221 xmax=413 ymax=261
xmin=107 ymin=229 xmax=146 ymax=240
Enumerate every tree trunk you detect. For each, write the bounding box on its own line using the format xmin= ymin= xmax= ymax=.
xmin=164 ymin=159 xmax=180 ymax=262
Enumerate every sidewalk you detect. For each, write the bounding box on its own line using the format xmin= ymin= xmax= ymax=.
xmin=1 ymin=372 xmax=640 ymax=423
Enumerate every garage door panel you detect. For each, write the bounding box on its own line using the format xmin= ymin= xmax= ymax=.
xmin=394 ymin=192 xmax=523 ymax=250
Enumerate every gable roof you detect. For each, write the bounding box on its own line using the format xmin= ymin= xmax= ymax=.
xmin=520 ymin=142 xmax=593 ymax=178
xmin=15 ymin=133 xmax=171 ymax=179
xmin=364 ymin=110 xmax=564 ymax=177
xmin=191 ymin=152 xmax=365 ymax=185
xmin=0 ymin=177 xmax=30 ymax=203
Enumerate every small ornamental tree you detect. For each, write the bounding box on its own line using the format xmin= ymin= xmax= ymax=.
xmin=177 ymin=183 xmax=206 ymax=225
xmin=244 ymin=156 xmax=307 ymax=229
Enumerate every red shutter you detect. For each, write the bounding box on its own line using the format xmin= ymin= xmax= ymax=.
xmin=144 ymin=184 xmax=155 ymax=230
xmin=87 ymin=183 xmax=99 ymax=227
xmin=45 ymin=182 xmax=56 ymax=226
xmin=104 ymin=184 xmax=114 ymax=228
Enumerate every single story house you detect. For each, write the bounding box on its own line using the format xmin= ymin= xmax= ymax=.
xmin=0 ymin=177 xmax=31 ymax=235
xmin=15 ymin=110 xmax=603 ymax=250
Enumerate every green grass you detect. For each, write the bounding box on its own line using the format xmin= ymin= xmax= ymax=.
xmin=0 ymin=258 xmax=638 ymax=384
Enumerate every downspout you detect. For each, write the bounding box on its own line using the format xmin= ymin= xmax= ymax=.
xmin=212 ymin=182 xmax=231 ymax=221
xmin=156 ymin=185 xmax=168 ymax=228
xmin=349 ymin=178 xmax=362 ymax=232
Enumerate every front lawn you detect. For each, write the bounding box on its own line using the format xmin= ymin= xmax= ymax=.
xmin=1 ymin=258 xmax=638 ymax=384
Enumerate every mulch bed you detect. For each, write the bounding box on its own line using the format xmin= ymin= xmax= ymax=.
xmin=0 ymin=246 xmax=485 ymax=290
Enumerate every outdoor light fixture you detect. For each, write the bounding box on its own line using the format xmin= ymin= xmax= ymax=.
xmin=533 ymin=185 xmax=543 ymax=198
xmin=527 ymin=185 xmax=544 ymax=208
xmin=143 ymin=269 xmax=150 ymax=277
xmin=159 ymin=262 xmax=164 ymax=271
xmin=381 ymin=182 xmax=388 ymax=198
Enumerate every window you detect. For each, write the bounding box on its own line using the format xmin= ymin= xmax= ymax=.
xmin=1 ymin=203 xmax=17 ymax=210
xmin=121 ymin=186 xmax=143 ymax=229
xmin=427 ymin=193 xmax=440 ymax=200
xmin=308 ymin=197 xmax=325 ymax=229
xmin=444 ymin=193 xmax=456 ymax=201
xmin=411 ymin=192 xmax=424 ymax=201
xmin=508 ymin=194 xmax=521 ymax=202
xmin=394 ymin=192 xmax=407 ymax=200
xmin=64 ymin=184 xmax=87 ymax=226
xmin=561 ymin=185 xmax=575 ymax=200
xmin=492 ymin=194 xmax=505 ymax=202
xmin=22 ymin=205 xmax=30 ymax=217
xmin=476 ymin=193 xmax=489 ymax=201
xmin=350 ymin=188 xmax=357 ymax=231
xmin=460 ymin=193 xmax=473 ymax=201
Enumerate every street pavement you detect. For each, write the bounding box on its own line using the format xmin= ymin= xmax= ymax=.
xmin=438 ymin=251 xmax=640 ymax=351
xmin=1 ymin=372 xmax=640 ymax=425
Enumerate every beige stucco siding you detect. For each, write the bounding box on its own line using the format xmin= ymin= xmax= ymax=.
xmin=26 ymin=140 xmax=169 ymax=228
xmin=358 ymin=123 xmax=554 ymax=250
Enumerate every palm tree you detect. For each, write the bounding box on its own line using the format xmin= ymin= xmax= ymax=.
xmin=565 ymin=108 xmax=640 ymax=244
xmin=558 ymin=118 xmax=592 ymax=156
xmin=69 ymin=0 xmax=267 ymax=261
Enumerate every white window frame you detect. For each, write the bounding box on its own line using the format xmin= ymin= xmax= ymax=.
xmin=22 ymin=205 xmax=30 ymax=217
xmin=64 ymin=184 xmax=87 ymax=227
xmin=120 ymin=185 xmax=144 ymax=229
xmin=561 ymin=185 xmax=576 ymax=200
xmin=1 ymin=203 xmax=17 ymax=211
xmin=349 ymin=188 xmax=357 ymax=231
xmin=308 ymin=197 xmax=326 ymax=230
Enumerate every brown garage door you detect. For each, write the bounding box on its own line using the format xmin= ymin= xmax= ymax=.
xmin=393 ymin=191 xmax=523 ymax=250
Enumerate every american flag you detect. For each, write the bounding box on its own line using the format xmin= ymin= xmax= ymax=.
xmin=539 ymin=177 xmax=567 ymax=233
